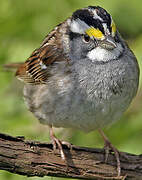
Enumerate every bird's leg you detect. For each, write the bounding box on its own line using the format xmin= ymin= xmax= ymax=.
xmin=98 ymin=129 xmax=121 ymax=176
xmin=49 ymin=126 xmax=72 ymax=160
xmin=49 ymin=126 xmax=65 ymax=160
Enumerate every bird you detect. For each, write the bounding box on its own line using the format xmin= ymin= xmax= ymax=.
xmin=6 ymin=6 xmax=139 ymax=176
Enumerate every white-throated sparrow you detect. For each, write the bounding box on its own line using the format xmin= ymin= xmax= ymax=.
xmin=8 ymin=6 xmax=139 ymax=176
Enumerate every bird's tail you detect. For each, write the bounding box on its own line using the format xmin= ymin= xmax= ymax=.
xmin=3 ymin=63 xmax=23 ymax=71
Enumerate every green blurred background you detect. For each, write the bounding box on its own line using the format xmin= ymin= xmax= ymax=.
xmin=0 ymin=0 xmax=142 ymax=179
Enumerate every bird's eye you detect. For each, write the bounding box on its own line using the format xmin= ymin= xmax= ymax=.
xmin=82 ymin=34 xmax=90 ymax=43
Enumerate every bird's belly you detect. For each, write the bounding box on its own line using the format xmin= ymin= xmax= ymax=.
xmin=46 ymin=95 xmax=128 ymax=132
xmin=23 ymin=83 xmax=133 ymax=132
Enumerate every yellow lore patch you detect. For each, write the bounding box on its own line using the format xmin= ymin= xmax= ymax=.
xmin=85 ymin=27 xmax=104 ymax=39
xmin=111 ymin=21 xmax=116 ymax=36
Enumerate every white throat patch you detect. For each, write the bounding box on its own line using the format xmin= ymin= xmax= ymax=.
xmin=87 ymin=43 xmax=123 ymax=62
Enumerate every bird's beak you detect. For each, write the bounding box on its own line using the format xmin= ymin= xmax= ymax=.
xmin=98 ymin=36 xmax=117 ymax=50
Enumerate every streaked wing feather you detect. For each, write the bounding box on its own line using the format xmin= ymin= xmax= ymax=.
xmin=16 ymin=23 xmax=68 ymax=85
xmin=16 ymin=45 xmax=67 ymax=84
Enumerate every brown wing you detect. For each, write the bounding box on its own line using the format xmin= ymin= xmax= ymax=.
xmin=16 ymin=24 xmax=69 ymax=85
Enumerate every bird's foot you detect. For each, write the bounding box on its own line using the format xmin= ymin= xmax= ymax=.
xmin=98 ymin=129 xmax=121 ymax=177
xmin=104 ymin=138 xmax=121 ymax=176
xmin=49 ymin=127 xmax=72 ymax=160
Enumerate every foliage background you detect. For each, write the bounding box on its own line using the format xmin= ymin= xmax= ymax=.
xmin=0 ymin=0 xmax=142 ymax=179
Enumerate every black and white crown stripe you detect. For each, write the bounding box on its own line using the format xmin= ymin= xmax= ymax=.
xmin=70 ymin=6 xmax=113 ymax=36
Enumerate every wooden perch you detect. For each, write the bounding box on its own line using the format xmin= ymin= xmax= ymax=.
xmin=0 ymin=133 xmax=142 ymax=179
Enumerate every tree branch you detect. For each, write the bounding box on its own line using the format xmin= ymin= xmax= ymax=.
xmin=0 ymin=133 xmax=142 ymax=179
